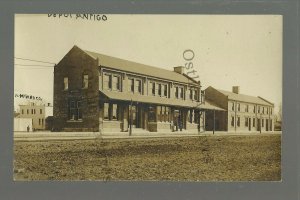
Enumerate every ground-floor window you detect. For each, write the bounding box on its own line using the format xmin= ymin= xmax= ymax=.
xmin=262 ymin=119 xmax=264 ymax=127
xmin=253 ymin=118 xmax=255 ymax=127
xmin=231 ymin=116 xmax=234 ymax=127
xmin=68 ymin=100 xmax=82 ymax=120
xmin=156 ymin=106 xmax=170 ymax=122
xmin=103 ymin=103 xmax=119 ymax=121
xmin=237 ymin=116 xmax=240 ymax=127
xmin=245 ymin=117 xmax=248 ymax=127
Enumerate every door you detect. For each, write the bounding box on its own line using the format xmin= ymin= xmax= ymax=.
xmin=257 ymin=119 xmax=261 ymax=131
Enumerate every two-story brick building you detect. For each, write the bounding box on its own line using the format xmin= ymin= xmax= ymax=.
xmin=205 ymin=86 xmax=275 ymax=132
xmin=53 ymin=46 xmax=223 ymax=133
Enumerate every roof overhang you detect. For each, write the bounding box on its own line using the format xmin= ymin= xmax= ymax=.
xmin=100 ymin=90 xmax=225 ymax=111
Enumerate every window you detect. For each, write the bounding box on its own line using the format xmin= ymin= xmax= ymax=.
xmin=151 ymin=82 xmax=155 ymax=95
xmin=82 ymin=74 xmax=88 ymax=89
xmin=253 ymin=106 xmax=256 ymax=113
xmin=157 ymin=106 xmax=162 ymax=122
xmin=237 ymin=103 xmax=240 ymax=111
xmin=189 ymin=110 xmax=193 ymax=123
xmin=158 ymin=84 xmax=162 ymax=96
xmin=22 ymin=109 xmax=24 ymax=114
xmin=104 ymin=103 xmax=109 ymax=120
xmin=180 ymin=88 xmax=184 ymax=99
xmin=245 ymin=117 xmax=248 ymax=127
xmin=237 ymin=117 xmax=240 ymax=127
xmin=40 ymin=109 xmax=42 ymax=114
xmin=245 ymin=105 xmax=249 ymax=112
xmin=27 ymin=109 xmax=29 ymax=114
xmin=253 ymin=118 xmax=255 ymax=127
xmin=270 ymin=108 xmax=272 ymax=114
xmin=189 ymin=89 xmax=193 ymax=100
xmin=68 ymin=100 xmax=82 ymax=120
xmin=135 ymin=80 xmax=142 ymax=93
xmin=112 ymin=104 xmax=118 ymax=120
xmin=112 ymin=75 xmax=120 ymax=91
xmin=175 ymin=87 xmax=179 ymax=98
xmin=42 ymin=118 xmax=44 ymax=126
xmin=104 ymin=74 xmax=112 ymax=89
xmin=64 ymin=77 xmax=68 ymax=90
xmin=262 ymin=119 xmax=264 ymax=127
xmin=165 ymin=107 xmax=170 ymax=122
xmin=231 ymin=116 xmax=234 ymax=126
xmin=194 ymin=90 xmax=198 ymax=101
xmin=163 ymin=85 xmax=168 ymax=97
xmin=128 ymin=78 xmax=134 ymax=92
xmin=39 ymin=119 xmax=41 ymax=125
xmin=34 ymin=109 xmax=36 ymax=114
xmin=258 ymin=106 xmax=260 ymax=113
xmin=262 ymin=107 xmax=265 ymax=114
xmin=31 ymin=109 xmax=33 ymax=114
xmin=232 ymin=102 xmax=234 ymax=111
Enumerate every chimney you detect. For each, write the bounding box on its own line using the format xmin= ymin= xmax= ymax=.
xmin=232 ymin=86 xmax=240 ymax=94
xmin=173 ymin=66 xmax=185 ymax=74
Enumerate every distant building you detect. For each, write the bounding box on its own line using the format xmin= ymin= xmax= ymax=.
xmin=18 ymin=102 xmax=53 ymax=131
xmin=53 ymin=45 xmax=222 ymax=133
xmin=205 ymin=86 xmax=275 ymax=132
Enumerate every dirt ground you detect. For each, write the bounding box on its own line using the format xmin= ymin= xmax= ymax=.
xmin=13 ymin=134 xmax=281 ymax=181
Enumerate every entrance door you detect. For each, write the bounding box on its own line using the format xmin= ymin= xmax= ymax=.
xmin=128 ymin=105 xmax=142 ymax=128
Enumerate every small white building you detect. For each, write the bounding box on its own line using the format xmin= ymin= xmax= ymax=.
xmin=14 ymin=118 xmax=32 ymax=132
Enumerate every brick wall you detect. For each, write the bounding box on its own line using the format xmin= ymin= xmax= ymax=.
xmin=53 ymin=46 xmax=99 ymax=132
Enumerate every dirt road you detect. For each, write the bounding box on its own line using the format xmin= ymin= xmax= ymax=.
xmin=14 ymin=134 xmax=281 ymax=181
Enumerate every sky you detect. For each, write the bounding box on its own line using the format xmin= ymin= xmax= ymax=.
xmin=14 ymin=14 xmax=282 ymax=112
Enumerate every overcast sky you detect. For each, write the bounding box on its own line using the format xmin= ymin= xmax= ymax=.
xmin=14 ymin=14 xmax=282 ymax=111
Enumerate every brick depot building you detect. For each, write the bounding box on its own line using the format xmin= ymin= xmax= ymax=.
xmin=53 ymin=46 xmax=222 ymax=133
xmin=205 ymin=86 xmax=275 ymax=132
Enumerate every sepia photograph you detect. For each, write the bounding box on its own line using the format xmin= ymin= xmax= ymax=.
xmin=13 ymin=14 xmax=282 ymax=181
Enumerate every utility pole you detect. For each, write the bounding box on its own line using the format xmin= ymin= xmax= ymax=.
xmin=129 ymin=99 xmax=133 ymax=136
xmin=213 ymin=109 xmax=215 ymax=135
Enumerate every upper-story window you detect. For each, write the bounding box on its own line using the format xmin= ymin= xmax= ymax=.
xmin=135 ymin=79 xmax=142 ymax=94
xmin=231 ymin=102 xmax=234 ymax=111
xmin=180 ymin=88 xmax=184 ymax=99
xmin=253 ymin=106 xmax=256 ymax=113
xmin=158 ymin=84 xmax=162 ymax=96
xmin=22 ymin=109 xmax=24 ymax=114
xmin=104 ymin=74 xmax=112 ymax=90
xmin=64 ymin=77 xmax=68 ymax=90
xmin=151 ymin=82 xmax=155 ymax=95
xmin=189 ymin=89 xmax=193 ymax=100
xmin=194 ymin=90 xmax=198 ymax=101
xmin=245 ymin=104 xmax=249 ymax=112
xmin=266 ymin=107 xmax=269 ymax=114
xmin=270 ymin=108 xmax=272 ymax=114
xmin=262 ymin=107 xmax=265 ymax=114
xmin=128 ymin=78 xmax=134 ymax=93
xmin=175 ymin=87 xmax=179 ymax=98
xmin=112 ymin=75 xmax=120 ymax=91
xmin=40 ymin=109 xmax=42 ymax=114
xmin=237 ymin=103 xmax=240 ymax=111
xmin=163 ymin=85 xmax=168 ymax=97
xmin=82 ymin=74 xmax=88 ymax=89
xmin=258 ymin=106 xmax=260 ymax=113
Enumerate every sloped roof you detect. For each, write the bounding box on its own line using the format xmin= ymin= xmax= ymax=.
xmin=216 ymin=89 xmax=273 ymax=106
xmin=100 ymin=90 xmax=225 ymax=111
xmin=84 ymin=50 xmax=198 ymax=85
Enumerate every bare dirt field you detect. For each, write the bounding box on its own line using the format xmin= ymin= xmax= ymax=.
xmin=13 ymin=134 xmax=281 ymax=181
